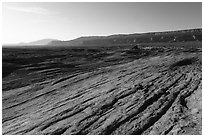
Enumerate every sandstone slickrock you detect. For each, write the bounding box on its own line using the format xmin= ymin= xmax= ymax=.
xmin=2 ymin=50 xmax=201 ymax=135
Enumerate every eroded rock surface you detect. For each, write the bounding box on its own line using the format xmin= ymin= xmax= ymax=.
xmin=2 ymin=49 xmax=201 ymax=135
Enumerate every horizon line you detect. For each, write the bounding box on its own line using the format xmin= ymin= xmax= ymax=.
xmin=3 ymin=27 xmax=202 ymax=45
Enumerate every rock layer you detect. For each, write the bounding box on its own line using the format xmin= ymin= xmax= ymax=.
xmin=2 ymin=50 xmax=202 ymax=135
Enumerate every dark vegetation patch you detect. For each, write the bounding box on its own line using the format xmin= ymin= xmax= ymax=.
xmin=169 ymin=57 xmax=198 ymax=70
xmin=2 ymin=63 xmax=20 ymax=78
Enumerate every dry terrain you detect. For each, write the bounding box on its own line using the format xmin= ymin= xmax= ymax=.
xmin=2 ymin=29 xmax=202 ymax=135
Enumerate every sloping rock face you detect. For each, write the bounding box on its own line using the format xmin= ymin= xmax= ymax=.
xmin=2 ymin=50 xmax=201 ymax=135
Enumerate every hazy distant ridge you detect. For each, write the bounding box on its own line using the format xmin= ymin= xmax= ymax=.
xmin=4 ymin=28 xmax=201 ymax=47
xmin=49 ymin=28 xmax=202 ymax=47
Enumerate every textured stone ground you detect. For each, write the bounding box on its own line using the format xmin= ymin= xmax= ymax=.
xmin=2 ymin=50 xmax=201 ymax=135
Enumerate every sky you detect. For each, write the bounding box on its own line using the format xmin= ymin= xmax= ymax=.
xmin=2 ymin=2 xmax=202 ymax=44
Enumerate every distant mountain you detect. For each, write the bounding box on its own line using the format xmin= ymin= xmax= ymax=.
xmin=3 ymin=28 xmax=202 ymax=47
xmin=49 ymin=28 xmax=202 ymax=47
xmin=49 ymin=36 xmax=105 ymax=47
xmin=18 ymin=39 xmax=59 ymax=46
